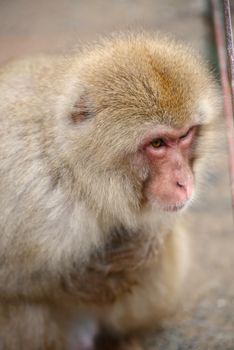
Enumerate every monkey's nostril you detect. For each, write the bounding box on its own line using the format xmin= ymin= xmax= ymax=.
xmin=176 ymin=181 xmax=184 ymax=188
xmin=176 ymin=181 xmax=193 ymax=199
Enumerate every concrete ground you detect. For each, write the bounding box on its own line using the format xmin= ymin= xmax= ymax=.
xmin=0 ymin=0 xmax=233 ymax=349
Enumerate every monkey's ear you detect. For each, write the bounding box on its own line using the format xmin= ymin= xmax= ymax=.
xmin=70 ymin=96 xmax=91 ymax=123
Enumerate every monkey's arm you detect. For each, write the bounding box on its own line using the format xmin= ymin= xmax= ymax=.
xmin=0 ymin=202 xmax=159 ymax=304
xmin=0 ymin=232 xmax=159 ymax=304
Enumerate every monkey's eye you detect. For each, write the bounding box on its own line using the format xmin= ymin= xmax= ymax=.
xmin=180 ymin=128 xmax=191 ymax=139
xmin=150 ymin=138 xmax=165 ymax=148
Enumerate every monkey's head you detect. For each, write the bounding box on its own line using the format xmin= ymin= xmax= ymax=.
xmin=61 ymin=33 xmax=221 ymax=226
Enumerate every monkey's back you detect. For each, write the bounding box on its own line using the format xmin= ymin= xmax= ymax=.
xmin=0 ymin=56 xmax=93 ymax=282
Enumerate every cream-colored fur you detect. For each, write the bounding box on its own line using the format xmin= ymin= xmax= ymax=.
xmin=0 ymin=33 xmax=220 ymax=349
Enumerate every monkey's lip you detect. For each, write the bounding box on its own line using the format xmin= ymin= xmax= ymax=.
xmin=148 ymin=198 xmax=188 ymax=212
xmin=160 ymin=202 xmax=186 ymax=212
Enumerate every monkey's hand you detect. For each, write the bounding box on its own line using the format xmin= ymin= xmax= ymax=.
xmin=72 ymin=232 xmax=160 ymax=304
xmin=70 ymin=266 xmax=137 ymax=304
xmin=60 ymin=230 xmax=161 ymax=304
xmin=90 ymin=231 xmax=160 ymax=275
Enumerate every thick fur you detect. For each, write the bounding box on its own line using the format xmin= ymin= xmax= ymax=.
xmin=0 ymin=33 xmax=220 ymax=349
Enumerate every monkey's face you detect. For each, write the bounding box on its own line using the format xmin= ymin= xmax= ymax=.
xmin=138 ymin=124 xmax=197 ymax=212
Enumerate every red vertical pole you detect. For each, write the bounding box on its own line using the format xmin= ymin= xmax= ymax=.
xmin=223 ymin=0 xmax=234 ymax=103
xmin=211 ymin=0 xmax=234 ymax=212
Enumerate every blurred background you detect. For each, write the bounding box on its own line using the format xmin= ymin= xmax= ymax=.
xmin=0 ymin=0 xmax=233 ymax=349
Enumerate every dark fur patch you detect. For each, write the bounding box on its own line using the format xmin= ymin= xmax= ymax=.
xmin=70 ymin=97 xmax=91 ymax=123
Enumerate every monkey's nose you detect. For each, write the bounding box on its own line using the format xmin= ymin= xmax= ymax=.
xmin=176 ymin=181 xmax=192 ymax=199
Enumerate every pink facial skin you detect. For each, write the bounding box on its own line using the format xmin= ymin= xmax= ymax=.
xmin=141 ymin=126 xmax=197 ymax=212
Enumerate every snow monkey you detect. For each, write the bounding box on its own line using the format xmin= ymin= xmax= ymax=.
xmin=0 ymin=32 xmax=220 ymax=350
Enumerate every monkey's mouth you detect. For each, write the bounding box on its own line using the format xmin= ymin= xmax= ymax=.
xmin=156 ymin=201 xmax=188 ymax=212
xmin=147 ymin=196 xmax=189 ymax=213
xmin=162 ymin=203 xmax=186 ymax=212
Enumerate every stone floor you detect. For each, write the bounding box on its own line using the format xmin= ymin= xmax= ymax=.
xmin=0 ymin=0 xmax=233 ymax=349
